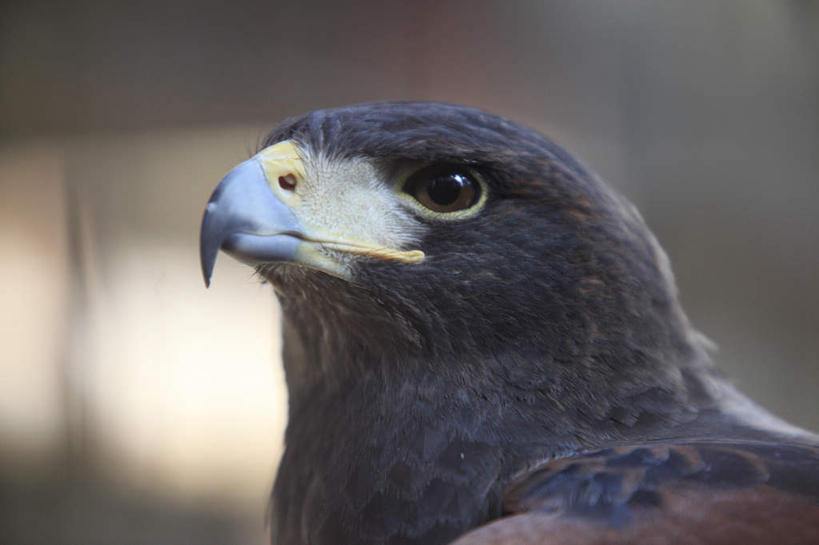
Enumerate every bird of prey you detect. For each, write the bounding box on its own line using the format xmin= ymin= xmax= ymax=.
xmin=199 ymin=102 xmax=819 ymax=545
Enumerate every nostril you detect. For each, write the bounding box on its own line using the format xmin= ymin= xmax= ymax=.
xmin=278 ymin=174 xmax=297 ymax=191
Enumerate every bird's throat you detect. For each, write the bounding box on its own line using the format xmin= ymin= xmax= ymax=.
xmin=272 ymin=368 xmax=510 ymax=545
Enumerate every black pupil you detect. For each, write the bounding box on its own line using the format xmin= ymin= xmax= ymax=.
xmin=427 ymin=174 xmax=467 ymax=205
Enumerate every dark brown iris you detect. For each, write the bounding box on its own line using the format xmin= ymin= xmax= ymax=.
xmin=403 ymin=164 xmax=480 ymax=213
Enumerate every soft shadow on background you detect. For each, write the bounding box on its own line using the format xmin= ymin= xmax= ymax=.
xmin=1 ymin=2 xmax=817 ymax=544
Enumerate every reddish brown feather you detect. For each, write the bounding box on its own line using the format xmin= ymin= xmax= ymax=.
xmin=452 ymin=486 xmax=819 ymax=545
xmin=451 ymin=441 xmax=819 ymax=544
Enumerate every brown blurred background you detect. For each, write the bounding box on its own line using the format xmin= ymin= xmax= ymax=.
xmin=1 ymin=1 xmax=817 ymax=544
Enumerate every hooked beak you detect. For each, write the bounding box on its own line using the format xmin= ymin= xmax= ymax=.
xmin=200 ymin=141 xmax=305 ymax=287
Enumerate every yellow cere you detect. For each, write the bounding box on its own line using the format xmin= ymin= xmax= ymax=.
xmin=256 ymin=140 xmax=307 ymax=188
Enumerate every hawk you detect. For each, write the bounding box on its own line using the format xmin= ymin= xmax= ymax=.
xmin=200 ymin=102 xmax=819 ymax=544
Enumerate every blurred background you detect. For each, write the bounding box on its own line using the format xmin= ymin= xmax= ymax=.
xmin=1 ymin=1 xmax=817 ymax=543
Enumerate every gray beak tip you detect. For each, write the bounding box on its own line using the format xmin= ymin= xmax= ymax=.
xmin=200 ymin=202 xmax=221 ymax=288
xmin=200 ymin=246 xmax=215 ymax=289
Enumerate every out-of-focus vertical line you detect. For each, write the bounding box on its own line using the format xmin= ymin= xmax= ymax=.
xmin=58 ymin=177 xmax=96 ymax=476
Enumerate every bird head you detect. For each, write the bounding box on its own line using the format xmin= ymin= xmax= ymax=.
xmin=201 ymin=102 xmax=708 ymax=414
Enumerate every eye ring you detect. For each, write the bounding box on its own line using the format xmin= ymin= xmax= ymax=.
xmin=401 ymin=164 xmax=485 ymax=216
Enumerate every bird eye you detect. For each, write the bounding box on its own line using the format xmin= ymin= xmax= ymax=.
xmin=402 ymin=165 xmax=481 ymax=213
